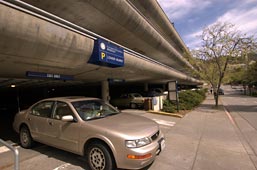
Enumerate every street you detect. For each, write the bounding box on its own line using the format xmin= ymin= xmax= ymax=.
xmin=222 ymin=85 xmax=257 ymax=167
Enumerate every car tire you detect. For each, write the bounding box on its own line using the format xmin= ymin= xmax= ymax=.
xmin=130 ymin=103 xmax=137 ymax=109
xmin=86 ymin=142 xmax=115 ymax=170
xmin=20 ymin=125 xmax=34 ymax=148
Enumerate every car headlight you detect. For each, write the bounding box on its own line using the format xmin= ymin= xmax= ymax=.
xmin=125 ymin=137 xmax=151 ymax=148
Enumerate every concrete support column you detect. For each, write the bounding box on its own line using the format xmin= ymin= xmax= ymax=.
xmin=101 ymin=80 xmax=110 ymax=103
xmin=144 ymin=83 xmax=149 ymax=92
xmin=163 ymin=84 xmax=166 ymax=90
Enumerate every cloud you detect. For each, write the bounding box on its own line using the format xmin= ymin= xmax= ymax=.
xmin=185 ymin=38 xmax=201 ymax=49
xmin=158 ymin=0 xmax=257 ymax=49
xmin=184 ymin=1 xmax=257 ymax=49
xmin=217 ymin=6 xmax=257 ymax=35
xmin=157 ymin=0 xmax=212 ymax=20
xmin=186 ymin=7 xmax=257 ymax=49
xmin=184 ymin=30 xmax=202 ymax=49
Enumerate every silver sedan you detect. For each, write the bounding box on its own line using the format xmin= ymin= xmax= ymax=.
xmin=13 ymin=96 xmax=165 ymax=170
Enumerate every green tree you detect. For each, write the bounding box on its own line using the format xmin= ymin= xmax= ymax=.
xmin=224 ymin=66 xmax=245 ymax=84
xmin=245 ymin=61 xmax=257 ymax=84
xmin=190 ymin=22 xmax=256 ymax=106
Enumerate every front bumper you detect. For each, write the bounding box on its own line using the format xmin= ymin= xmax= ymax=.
xmin=116 ymin=133 xmax=165 ymax=169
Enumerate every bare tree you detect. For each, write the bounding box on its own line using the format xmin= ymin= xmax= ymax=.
xmin=190 ymin=22 xmax=256 ymax=106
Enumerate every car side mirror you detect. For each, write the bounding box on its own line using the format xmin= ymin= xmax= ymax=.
xmin=62 ymin=115 xmax=74 ymax=122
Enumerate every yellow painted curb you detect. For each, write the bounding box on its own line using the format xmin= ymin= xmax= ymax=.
xmin=147 ymin=110 xmax=184 ymax=118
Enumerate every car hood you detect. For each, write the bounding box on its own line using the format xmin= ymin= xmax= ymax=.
xmin=86 ymin=113 xmax=159 ymax=139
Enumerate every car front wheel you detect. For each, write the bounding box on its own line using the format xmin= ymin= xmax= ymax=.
xmin=86 ymin=142 xmax=115 ymax=170
xmin=20 ymin=125 xmax=33 ymax=148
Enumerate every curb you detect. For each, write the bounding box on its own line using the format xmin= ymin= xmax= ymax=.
xmin=147 ymin=110 xmax=184 ymax=118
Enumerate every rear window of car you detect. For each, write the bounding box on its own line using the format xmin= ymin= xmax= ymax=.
xmin=31 ymin=101 xmax=54 ymax=118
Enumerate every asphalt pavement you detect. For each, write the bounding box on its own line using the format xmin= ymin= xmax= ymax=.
xmin=1 ymin=93 xmax=257 ymax=170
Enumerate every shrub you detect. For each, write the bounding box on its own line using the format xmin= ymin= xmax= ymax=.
xmin=162 ymin=89 xmax=206 ymax=113
xmin=252 ymin=91 xmax=257 ymax=97
xmin=162 ymin=100 xmax=176 ymax=113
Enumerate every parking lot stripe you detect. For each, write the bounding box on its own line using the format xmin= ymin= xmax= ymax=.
xmin=152 ymin=119 xmax=176 ymax=127
xmin=0 ymin=146 xmax=19 ymax=154
xmin=0 ymin=146 xmax=11 ymax=154
xmin=0 ymin=143 xmax=20 ymax=154
xmin=53 ymin=163 xmax=71 ymax=170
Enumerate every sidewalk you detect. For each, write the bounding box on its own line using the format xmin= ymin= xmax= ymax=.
xmin=149 ymin=95 xmax=257 ymax=170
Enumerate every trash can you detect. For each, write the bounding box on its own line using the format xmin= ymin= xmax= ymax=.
xmin=144 ymin=98 xmax=152 ymax=110
xmin=152 ymin=96 xmax=160 ymax=111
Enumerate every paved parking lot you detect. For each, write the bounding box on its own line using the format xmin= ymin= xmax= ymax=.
xmin=0 ymin=109 xmax=179 ymax=170
xmin=123 ymin=109 xmax=179 ymax=133
xmin=1 ymin=93 xmax=257 ymax=170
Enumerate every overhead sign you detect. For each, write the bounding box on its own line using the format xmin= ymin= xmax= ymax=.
xmin=88 ymin=38 xmax=124 ymax=68
xmin=26 ymin=71 xmax=74 ymax=80
xmin=108 ymin=78 xmax=125 ymax=84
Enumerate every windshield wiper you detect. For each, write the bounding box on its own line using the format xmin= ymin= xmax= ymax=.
xmin=86 ymin=116 xmax=105 ymax=121
xmin=86 ymin=112 xmax=119 ymax=121
xmin=105 ymin=112 xmax=119 ymax=117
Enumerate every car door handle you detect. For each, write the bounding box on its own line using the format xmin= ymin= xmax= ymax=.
xmin=48 ymin=121 xmax=53 ymax=126
xmin=27 ymin=118 xmax=31 ymax=121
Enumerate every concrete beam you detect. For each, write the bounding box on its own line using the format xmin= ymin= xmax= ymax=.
xmin=0 ymin=2 xmax=201 ymax=85
xmin=19 ymin=0 xmax=194 ymax=72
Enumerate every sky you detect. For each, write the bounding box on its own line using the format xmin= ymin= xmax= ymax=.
xmin=157 ymin=0 xmax=257 ymax=50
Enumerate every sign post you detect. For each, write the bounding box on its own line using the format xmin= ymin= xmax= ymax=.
xmin=168 ymin=81 xmax=179 ymax=112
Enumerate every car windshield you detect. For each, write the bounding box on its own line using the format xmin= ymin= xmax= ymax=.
xmin=71 ymin=100 xmax=120 ymax=121
xmin=132 ymin=93 xmax=142 ymax=97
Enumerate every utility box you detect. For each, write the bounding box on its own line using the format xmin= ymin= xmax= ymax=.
xmin=152 ymin=96 xmax=163 ymax=111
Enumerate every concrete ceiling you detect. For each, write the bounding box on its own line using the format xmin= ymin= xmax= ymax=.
xmin=19 ymin=0 xmax=193 ymax=72
xmin=0 ymin=0 xmax=201 ymax=88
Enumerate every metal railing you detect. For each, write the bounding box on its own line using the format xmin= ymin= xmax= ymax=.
xmin=0 ymin=139 xmax=19 ymax=170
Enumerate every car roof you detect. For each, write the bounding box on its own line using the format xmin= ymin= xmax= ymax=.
xmin=128 ymin=93 xmax=141 ymax=95
xmin=41 ymin=96 xmax=100 ymax=102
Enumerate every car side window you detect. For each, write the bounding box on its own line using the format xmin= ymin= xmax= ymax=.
xmin=120 ymin=94 xmax=128 ymax=98
xmin=53 ymin=102 xmax=73 ymax=120
xmin=31 ymin=101 xmax=54 ymax=118
xmin=133 ymin=93 xmax=142 ymax=97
